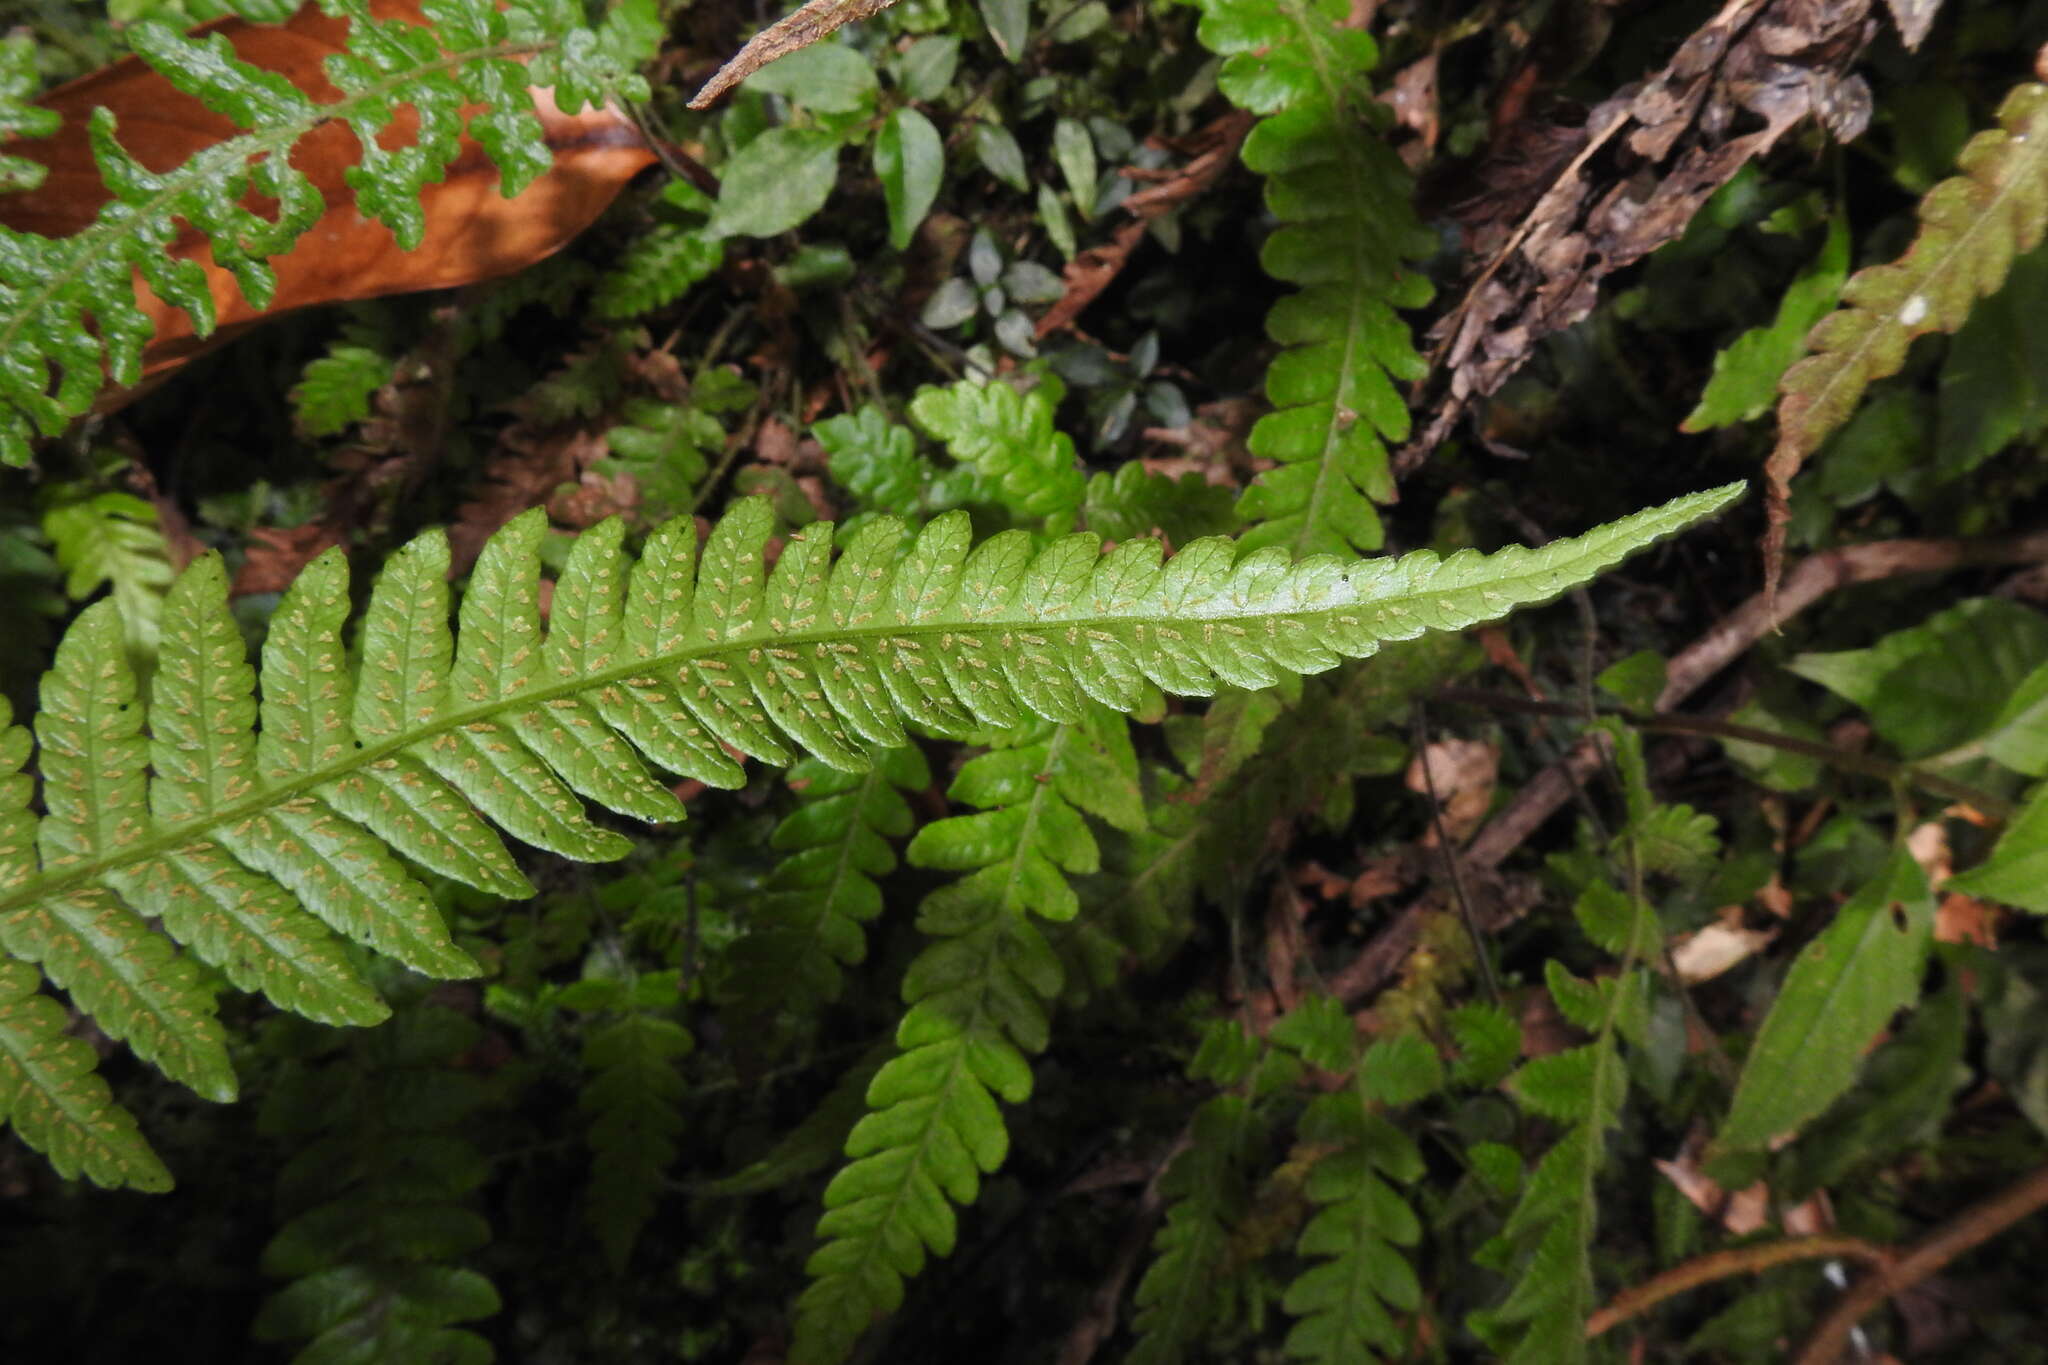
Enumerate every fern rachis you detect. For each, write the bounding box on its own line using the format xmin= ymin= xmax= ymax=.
xmin=4 ymin=486 xmax=1744 ymax=914
xmin=0 ymin=482 xmax=1741 ymax=1184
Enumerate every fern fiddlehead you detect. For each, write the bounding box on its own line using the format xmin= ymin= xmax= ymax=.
xmin=0 ymin=483 xmax=1739 ymax=1189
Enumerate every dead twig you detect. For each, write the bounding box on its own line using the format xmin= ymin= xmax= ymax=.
xmin=1411 ymin=0 xmax=1875 ymax=456
xmin=1035 ymin=110 xmax=1253 ymax=338
xmin=1413 ymin=706 xmax=1500 ymax=1003
xmin=1586 ymin=1235 xmax=1889 ymax=1338
xmin=689 ymin=0 xmax=900 ymax=109
xmin=1794 ymin=1162 xmax=2048 ymax=1364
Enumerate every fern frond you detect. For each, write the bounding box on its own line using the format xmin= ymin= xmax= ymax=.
xmin=595 ymin=224 xmax=724 ymax=318
xmin=728 ymin=746 xmax=932 ymax=1019
xmin=526 ymin=326 xmax=639 ymax=423
xmin=0 ymin=34 xmax=58 ymax=193
xmin=1196 ymin=0 xmax=1433 ymax=557
xmin=252 ymin=997 xmax=499 ymax=1362
xmin=1084 ymin=462 xmax=1238 ymax=545
xmin=1283 ymin=1098 xmax=1425 ymax=1365
xmin=40 ymin=486 xmax=173 ymax=672
xmin=816 ymin=402 xmax=989 ymax=519
xmin=1130 ymin=1089 xmax=1266 ymax=1365
xmin=290 ymin=338 xmax=393 ymax=439
xmin=791 ymin=713 xmax=1128 ymax=1362
xmin=909 ymin=374 xmax=1088 ymax=531
xmin=602 ymin=396 xmax=719 ymax=517
xmin=0 ymin=482 xmax=1737 ymax=1184
xmin=1767 ymin=80 xmax=2048 ymax=580
xmin=1470 ymin=967 xmax=1637 ymax=1364
xmin=582 ymin=1000 xmax=693 ymax=1269
xmin=0 ymin=0 xmax=649 ymax=467
xmin=1119 ymin=632 xmax=1472 ymax=961
xmin=0 ymin=718 xmax=170 ymax=1190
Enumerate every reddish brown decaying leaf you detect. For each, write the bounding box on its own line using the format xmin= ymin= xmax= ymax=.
xmin=0 ymin=0 xmax=654 ymax=386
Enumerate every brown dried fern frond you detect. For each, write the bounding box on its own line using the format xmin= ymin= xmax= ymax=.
xmin=1765 ymin=77 xmax=2048 ymax=591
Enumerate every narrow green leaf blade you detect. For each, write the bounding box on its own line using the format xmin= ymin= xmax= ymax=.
xmin=1721 ymin=849 xmax=1935 ymax=1149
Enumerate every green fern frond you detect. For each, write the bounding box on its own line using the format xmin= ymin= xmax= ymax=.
xmin=1196 ymin=0 xmax=1433 ymax=557
xmin=1084 ymin=462 xmax=1238 ymax=545
xmin=1283 ymin=1098 xmax=1426 ymax=1364
xmin=291 ymin=338 xmax=394 ymax=439
xmin=0 ymin=481 xmax=1738 ymax=1185
xmin=0 ymin=33 xmax=59 ymax=193
xmin=527 ymin=326 xmax=640 ymax=423
xmin=40 ymin=486 xmax=173 ymax=673
xmin=1768 ymin=80 xmax=2048 ymax=575
xmin=728 ymin=746 xmax=931 ymax=1019
xmin=816 ymin=402 xmax=990 ymax=519
xmin=252 ymin=997 xmax=500 ymax=1363
xmin=791 ymin=713 xmax=1125 ymax=1363
xmin=596 ymin=224 xmax=724 ymax=319
xmin=1119 ymin=633 xmax=1471 ymax=961
xmin=1131 ymin=1086 xmax=1267 ymax=1364
xmin=602 ymin=395 xmax=720 ymax=517
xmin=0 ymin=0 xmax=649 ymax=467
xmin=457 ymin=252 xmax=597 ymax=347
xmin=0 ymin=917 xmax=171 ymax=1191
xmin=909 ymin=374 xmax=1087 ymax=531
xmin=582 ymin=999 xmax=693 ymax=1269
xmin=1470 ymin=966 xmax=1637 ymax=1364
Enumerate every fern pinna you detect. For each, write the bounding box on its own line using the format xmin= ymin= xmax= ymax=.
xmin=252 ymin=991 xmax=500 ymax=1362
xmin=1195 ymin=0 xmax=1435 ymax=557
xmin=0 ymin=485 xmax=1738 ymax=1299
xmin=0 ymin=0 xmax=650 ymax=468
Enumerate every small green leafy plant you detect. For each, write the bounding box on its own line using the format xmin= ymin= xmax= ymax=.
xmin=8 ymin=2 xmax=2048 ymax=1364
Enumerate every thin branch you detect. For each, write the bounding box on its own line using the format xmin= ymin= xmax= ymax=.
xmin=1058 ymin=1127 xmax=1194 ymax=1365
xmin=1466 ymin=528 xmax=2048 ymax=872
xmin=1327 ymin=528 xmax=2048 ymax=1008
xmin=1794 ymin=1162 xmax=2048 ymax=1365
xmin=688 ymin=0 xmax=901 ymax=109
xmin=1586 ymin=1235 xmax=1889 ymax=1338
xmin=1433 ymin=688 xmax=2017 ymax=821
xmin=1659 ymin=530 xmax=2048 ymax=707
xmin=1412 ymin=706 xmax=1500 ymax=1003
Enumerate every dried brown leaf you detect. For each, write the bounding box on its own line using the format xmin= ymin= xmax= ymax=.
xmin=450 ymin=423 xmax=608 ymax=570
xmin=1414 ymin=0 xmax=1878 ymax=459
xmin=0 ymin=0 xmax=654 ymax=394
xmin=688 ymin=0 xmax=900 ymax=110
